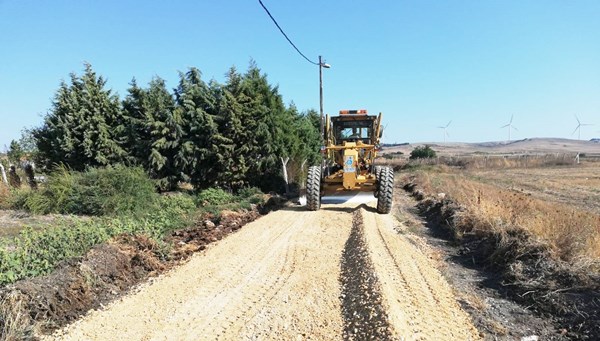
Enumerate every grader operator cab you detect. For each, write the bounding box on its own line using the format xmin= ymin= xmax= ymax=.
xmin=306 ymin=109 xmax=394 ymax=214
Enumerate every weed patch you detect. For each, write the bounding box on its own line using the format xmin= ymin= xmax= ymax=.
xmin=0 ymin=194 xmax=195 ymax=285
xmin=11 ymin=166 xmax=158 ymax=217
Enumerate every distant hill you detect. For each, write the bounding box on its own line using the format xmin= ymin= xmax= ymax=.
xmin=381 ymin=138 xmax=600 ymax=156
xmin=381 ymin=143 xmax=409 ymax=147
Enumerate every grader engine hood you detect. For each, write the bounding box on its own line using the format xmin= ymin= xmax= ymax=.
xmin=322 ymin=140 xmax=377 ymax=193
xmin=342 ymin=147 xmax=359 ymax=190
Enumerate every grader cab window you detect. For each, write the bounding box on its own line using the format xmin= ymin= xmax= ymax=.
xmin=335 ymin=122 xmax=372 ymax=143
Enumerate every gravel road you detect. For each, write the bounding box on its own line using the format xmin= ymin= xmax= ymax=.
xmin=47 ymin=201 xmax=480 ymax=341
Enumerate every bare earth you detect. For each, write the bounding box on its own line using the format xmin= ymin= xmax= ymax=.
xmin=47 ymin=201 xmax=479 ymax=341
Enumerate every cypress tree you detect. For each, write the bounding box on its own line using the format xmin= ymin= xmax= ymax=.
xmin=174 ymin=68 xmax=219 ymax=189
xmin=275 ymin=105 xmax=322 ymax=192
xmin=294 ymin=108 xmax=322 ymax=167
xmin=34 ymin=63 xmax=125 ymax=170
xmin=238 ymin=62 xmax=281 ymax=191
xmin=7 ymin=140 xmax=24 ymax=164
xmin=211 ymin=67 xmax=249 ymax=190
xmin=77 ymin=63 xmax=126 ymax=167
xmin=123 ymin=77 xmax=182 ymax=191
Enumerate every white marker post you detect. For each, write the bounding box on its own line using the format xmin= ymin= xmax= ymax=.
xmin=0 ymin=163 xmax=7 ymax=185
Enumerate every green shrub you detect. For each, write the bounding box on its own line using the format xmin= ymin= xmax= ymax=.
xmin=247 ymin=195 xmax=265 ymax=205
xmin=7 ymin=188 xmax=32 ymax=211
xmin=77 ymin=166 xmax=157 ymax=216
xmin=157 ymin=194 xmax=196 ymax=215
xmin=13 ymin=166 xmax=158 ymax=216
xmin=196 ymin=188 xmax=234 ymax=206
xmin=237 ymin=187 xmax=262 ymax=199
xmin=236 ymin=200 xmax=253 ymax=211
xmin=409 ymin=145 xmax=437 ymax=159
xmin=16 ymin=166 xmax=79 ymax=214
xmin=382 ymin=151 xmax=404 ymax=160
xmin=236 ymin=187 xmax=265 ymax=206
xmin=195 ymin=187 xmax=265 ymax=221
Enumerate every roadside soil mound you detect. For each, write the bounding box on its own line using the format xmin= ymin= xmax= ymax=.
xmin=0 ymin=205 xmax=272 ymax=337
xmin=169 ymin=209 xmax=260 ymax=259
xmin=402 ymin=179 xmax=600 ymax=340
xmin=12 ymin=235 xmax=164 ymax=331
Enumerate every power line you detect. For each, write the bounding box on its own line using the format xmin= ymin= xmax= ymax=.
xmin=257 ymin=0 xmax=319 ymax=66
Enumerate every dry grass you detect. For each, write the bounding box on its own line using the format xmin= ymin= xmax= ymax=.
xmin=468 ymin=164 xmax=600 ymax=214
xmin=0 ymin=291 xmax=36 ymax=340
xmin=485 ymin=319 xmax=508 ymax=336
xmin=378 ymin=153 xmax=594 ymax=171
xmin=462 ymin=292 xmax=488 ymax=311
xmin=0 ymin=184 xmax=10 ymax=210
xmin=459 ymin=153 xmax=578 ymax=169
xmin=404 ymin=166 xmax=600 ymax=263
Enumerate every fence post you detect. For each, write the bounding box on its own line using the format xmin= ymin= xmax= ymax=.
xmin=0 ymin=163 xmax=7 ymax=185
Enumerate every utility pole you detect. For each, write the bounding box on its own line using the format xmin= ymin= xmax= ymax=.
xmin=319 ymin=55 xmax=324 ymax=138
xmin=319 ymin=55 xmax=330 ymax=140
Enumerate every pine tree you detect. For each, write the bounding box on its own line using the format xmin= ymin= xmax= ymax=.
xmin=31 ymin=61 xmax=322 ymax=195
xmin=34 ymin=80 xmax=79 ymax=168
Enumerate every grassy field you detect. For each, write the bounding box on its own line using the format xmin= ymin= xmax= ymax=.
xmin=400 ymin=162 xmax=600 ymax=264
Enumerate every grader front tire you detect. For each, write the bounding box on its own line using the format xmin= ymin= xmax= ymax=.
xmin=377 ymin=167 xmax=394 ymax=214
xmin=306 ymin=165 xmax=321 ymax=211
xmin=373 ymin=165 xmax=382 ymax=180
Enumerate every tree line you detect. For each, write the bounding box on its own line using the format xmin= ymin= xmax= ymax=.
xmin=26 ymin=62 xmax=321 ymax=192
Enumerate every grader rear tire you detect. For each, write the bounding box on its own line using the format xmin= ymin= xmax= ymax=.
xmin=306 ymin=165 xmax=321 ymax=211
xmin=377 ymin=166 xmax=394 ymax=214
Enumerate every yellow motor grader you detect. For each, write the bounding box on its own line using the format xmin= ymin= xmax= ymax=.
xmin=306 ymin=109 xmax=393 ymax=214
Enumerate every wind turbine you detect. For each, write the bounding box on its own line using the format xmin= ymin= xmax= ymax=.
xmin=437 ymin=120 xmax=451 ymax=143
xmin=500 ymin=115 xmax=518 ymax=141
xmin=572 ymin=115 xmax=593 ymax=140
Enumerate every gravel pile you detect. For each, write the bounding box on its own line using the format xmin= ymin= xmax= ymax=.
xmin=340 ymin=210 xmax=393 ymax=340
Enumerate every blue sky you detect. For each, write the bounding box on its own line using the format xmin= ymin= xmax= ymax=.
xmin=1 ymin=0 xmax=599 ymax=148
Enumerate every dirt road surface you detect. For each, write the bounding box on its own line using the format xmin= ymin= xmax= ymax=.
xmin=47 ymin=199 xmax=480 ymax=341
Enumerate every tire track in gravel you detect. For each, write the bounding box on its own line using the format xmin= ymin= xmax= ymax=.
xmin=361 ymin=207 xmax=481 ymax=340
xmin=47 ymin=206 xmax=352 ymax=341
xmin=147 ymin=209 xmax=310 ymax=340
